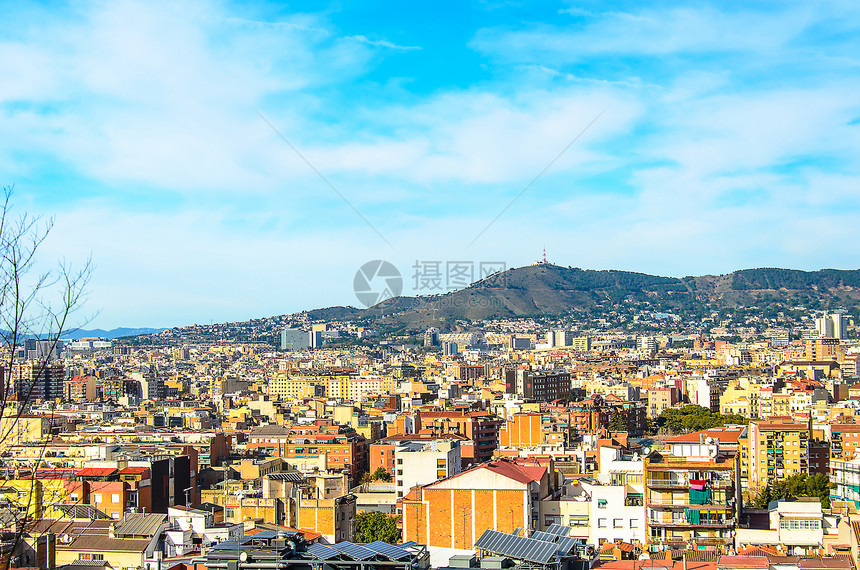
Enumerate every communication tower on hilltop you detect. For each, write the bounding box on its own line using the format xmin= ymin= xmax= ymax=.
xmin=534 ymin=246 xmax=548 ymax=265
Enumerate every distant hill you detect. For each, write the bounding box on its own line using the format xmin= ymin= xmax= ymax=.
xmin=65 ymin=327 xmax=166 ymax=340
xmin=110 ymin=264 xmax=860 ymax=344
xmin=357 ymin=264 xmax=860 ymax=331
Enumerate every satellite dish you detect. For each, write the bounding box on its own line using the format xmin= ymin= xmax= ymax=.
xmin=709 ymin=446 xmax=718 ymax=458
xmin=239 ymin=552 xmax=248 ymax=563
xmin=643 ymin=447 xmax=652 ymax=455
xmin=705 ymin=437 xmax=714 ymax=444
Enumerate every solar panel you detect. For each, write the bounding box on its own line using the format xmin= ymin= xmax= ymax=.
xmin=531 ymin=531 xmax=553 ymax=542
xmin=546 ymin=524 xmax=572 ymax=536
xmin=512 ymin=527 xmax=522 ymax=536
xmin=306 ymin=543 xmax=340 ymax=560
xmin=474 ymin=530 xmax=557 ymax=564
xmin=400 ymin=541 xmax=418 ymax=548
xmin=364 ymin=541 xmax=411 ymax=561
xmin=475 ymin=530 xmax=503 ymax=551
xmin=555 ymin=536 xmax=578 ymax=555
xmin=332 ymin=542 xmax=376 ymax=560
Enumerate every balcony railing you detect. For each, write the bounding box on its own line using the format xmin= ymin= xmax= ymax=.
xmin=648 ymin=518 xmax=734 ymax=528
xmin=646 ymin=478 xmax=734 ymax=489
xmin=647 ymin=499 xmax=732 ymax=507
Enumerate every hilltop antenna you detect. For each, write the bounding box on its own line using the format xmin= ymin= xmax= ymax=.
xmin=542 ymin=246 xmax=547 ymax=264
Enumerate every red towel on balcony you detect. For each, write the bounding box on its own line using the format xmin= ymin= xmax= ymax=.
xmin=690 ymin=479 xmax=706 ymax=490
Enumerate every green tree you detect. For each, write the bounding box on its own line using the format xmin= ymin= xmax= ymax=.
xmin=608 ymin=411 xmax=627 ymax=432
xmin=355 ymin=511 xmax=401 ymax=544
xmin=657 ymin=405 xmax=749 ymax=435
xmin=371 ymin=467 xmax=392 ymax=482
xmin=750 ymin=474 xmax=833 ymax=509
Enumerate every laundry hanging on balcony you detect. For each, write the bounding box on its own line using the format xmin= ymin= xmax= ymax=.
xmin=689 ymin=479 xmax=706 ymax=491
xmin=690 ymin=488 xmax=711 ymax=505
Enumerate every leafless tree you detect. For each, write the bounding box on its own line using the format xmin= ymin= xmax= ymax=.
xmin=0 ymin=186 xmax=92 ymax=566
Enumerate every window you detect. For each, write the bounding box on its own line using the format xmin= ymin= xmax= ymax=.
xmin=630 ymin=519 xmax=638 ymax=528
xmin=94 ymin=494 xmax=102 ymax=503
xmin=112 ymin=494 xmax=120 ymax=503
xmin=597 ymin=499 xmax=607 ymax=509
xmin=613 ymin=519 xmax=623 ymax=528
xmin=226 ymin=508 xmax=235 ymax=518
xmin=598 ymin=518 xmax=607 ymax=528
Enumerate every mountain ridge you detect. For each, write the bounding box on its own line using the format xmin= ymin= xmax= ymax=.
xmin=358 ymin=264 xmax=860 ymax=331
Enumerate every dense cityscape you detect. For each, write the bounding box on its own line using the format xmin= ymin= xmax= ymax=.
xmin=4 ymin=260 xmax=860 ymax=570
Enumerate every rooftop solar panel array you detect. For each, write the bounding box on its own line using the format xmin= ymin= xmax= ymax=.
xmin=546 ymin=524 xmax=573 ymax=536
xmin=474 ymin=529 xmax=557 ymax=564
xmin=531 ymin=531 xmax=554 ymax=542
xmin=306 ymin=543 xmax=341 ymax=560
xmin=364 ymin=541 xmax=411 ymax=561
xmin=331 ymin=542 xmax=377 ymax=560
xmin=555 ymin=536 xmax=579 ymax=555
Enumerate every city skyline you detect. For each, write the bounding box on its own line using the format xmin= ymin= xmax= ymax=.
xmin=3 ymin=0 xmax=860 ymax=328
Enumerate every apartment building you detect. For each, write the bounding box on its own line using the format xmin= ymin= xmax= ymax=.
xmin=247 ymin=424 xmax=369 ymax=481
xmin=504 ymin=369 xmax=572 ymax=401
xmin=647 ymin=387 xmax=679 ymax=419
xmin=393 ymin=439 xmax=461 ymax=499
xmin=11 ymin=362 xmax=65 ymax=401
xmin=644 ymin=438 xmax=741 ymax=552
xmin=748 ymin=419 xmax=811 ymax=489
xmin=832 ymin=424 xmax=860 ymax=461
xmin=418 ymin=410 xmax=501 ymax=463
xmin=805 ymin=338 xmax=840 ymax=362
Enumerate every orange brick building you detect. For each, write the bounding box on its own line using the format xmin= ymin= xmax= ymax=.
xmin=499 ymin=413 xmax=543 ymax=448
xmin=401 ymin=459 xmax=551 ymax=550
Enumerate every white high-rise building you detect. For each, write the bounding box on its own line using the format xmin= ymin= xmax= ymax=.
xmin=815 ymin=313 xmax=846 ymax=340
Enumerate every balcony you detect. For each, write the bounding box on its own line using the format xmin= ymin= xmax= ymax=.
xmin=646 ymin=478 xmax=687 ymax=489
xmin=647 ymin=500 xmax=732 ymax=508
xmin=648 ymin=518 xmax=735 ymax=529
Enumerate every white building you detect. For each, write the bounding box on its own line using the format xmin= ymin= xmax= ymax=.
xmin=736 ymin=498 xmax=834 ymax=555
xmin=580 ymin=445 xmax=646 ymax=546
xmin=394 ymin=439 xmax=462 ymax=499
xmin=816 ymin=313 xmax=846 ymax=340
xmin=165 ymin=505 xmax=243 ymax=556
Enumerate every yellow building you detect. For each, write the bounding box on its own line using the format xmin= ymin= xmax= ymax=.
xmin=0 ymin=478 xmax=73 ymax=519
xmin=0 ymin=415 xmax=54 ymax=451
xmin=296 ymin=495 xmax=357 ymax=544
xmin=747 ymin=419 xmax=811 ymax=490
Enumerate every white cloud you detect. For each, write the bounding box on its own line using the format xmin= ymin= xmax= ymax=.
xmin=474 ymin=4 xmax=817 ymax=62
xmin=344 ymin=35 xmax=421 ymax=51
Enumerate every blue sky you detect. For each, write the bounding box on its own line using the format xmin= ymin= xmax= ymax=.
xmin=2 ymin=0 xmax=860 ymax=329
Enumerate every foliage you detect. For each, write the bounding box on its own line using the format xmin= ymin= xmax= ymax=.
xmin=371 ymin=467 xmax=392 ymax=482
xmin=750 ymin=474 xmax=833 ymax=509
xmin=608 ymin=410 xmax=627 ymax=432
xmin=657 ymin=405 xmax=749 ymax=434
xmin=355 ymin=511 xmax=401 ymax=544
